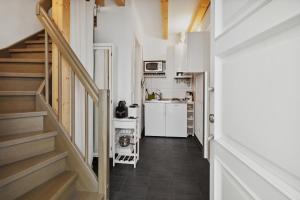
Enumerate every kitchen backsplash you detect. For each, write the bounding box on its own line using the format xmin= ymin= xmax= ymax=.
xmin=144 ymin=46 xmax=192 ymax=99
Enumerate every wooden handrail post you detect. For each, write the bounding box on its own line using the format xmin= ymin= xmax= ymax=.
xmin=97 ymin=89 xmax=109 ymax=199
xmin=71 ymin=71 xmax=75 ymax=143
xmin=58 ymin=51 xmax=62 ymax=122
xmin=45 ymin=31 xmax=49 ymax=103
xmin=85 ymin=90 xmax=89 ymax=163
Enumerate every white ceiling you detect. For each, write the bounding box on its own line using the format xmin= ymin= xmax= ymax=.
xmin=132 ymin=0 xmax=199 ymax=37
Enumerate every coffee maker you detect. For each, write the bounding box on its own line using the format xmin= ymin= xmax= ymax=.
xmin=115 ymin=100 xmax=128 ymax=118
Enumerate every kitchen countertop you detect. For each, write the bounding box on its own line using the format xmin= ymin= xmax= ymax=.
xmin=144 ymin=99 xmax=188 ymax=104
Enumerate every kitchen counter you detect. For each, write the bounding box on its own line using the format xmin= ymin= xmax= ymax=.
xmin=144 ymin=99 xmax=188 ymax=104
xmin=145 ymin=100 xmax=187 ymax=137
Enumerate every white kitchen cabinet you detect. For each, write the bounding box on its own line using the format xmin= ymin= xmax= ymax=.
xmin=166 ymin=103 xmax=187 ymax=137
xmin=175 ymin=32 xmax=210 ymax=73
xmin=174 ymin=43 xmax=187 ymax=72
xmin=145 ymin=102 xmax=165 ymax=137
xmin=145 ymin=102 xmax=187 ymax=137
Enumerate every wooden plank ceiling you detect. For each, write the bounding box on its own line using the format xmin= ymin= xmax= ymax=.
xmin=188 ymin=0 xmax=210 ymax=32
xmin=95 ymin=0 xmax=125 ymax=7
xmin=161 ymin=0 xmax=168 ymax=40
xmin=95 ymin=0 xmax=105 ymax=7
xmin=114 ymin=0 xmax=125 ymax=6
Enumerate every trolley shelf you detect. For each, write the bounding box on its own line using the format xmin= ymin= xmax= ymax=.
xmin=114 ymin=153 xmax=138 ymax=164
xmin=113 ymin=118 xmax=139 ymax=168
xmin=115 ymin=129 xmax=134 ymax=135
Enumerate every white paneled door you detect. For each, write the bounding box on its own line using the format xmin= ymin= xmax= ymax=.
xmin=210 ymin=0 xmax=300 ymax=199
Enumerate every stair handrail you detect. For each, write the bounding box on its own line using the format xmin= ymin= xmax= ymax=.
xmin=36 ymin=0 xmax=99 ymax=102
xmin=36 ymin=0 xmax=108 ymax=198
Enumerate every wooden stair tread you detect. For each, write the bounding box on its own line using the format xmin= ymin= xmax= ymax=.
xmin=0 ymin=151 xmax=67 ymax=187
xmin=0 ymin=131 xmax=57 ymax=148
xmin=25 ymin=40 xmax=52 ymax=44
xmin=0 ymin=91 xmax=36 ymax=96
xmin=9 ymin=48 xmax=52 ymax=53
xmin=0 ymin=111 xmax=47 ymax=120
xmin=17 ymin=171 xmax=77 ymax=200
xmin=0 ymin=58 xmax=49 ymax=63
xmin=0 ymin=72 xmax=45 ymax=78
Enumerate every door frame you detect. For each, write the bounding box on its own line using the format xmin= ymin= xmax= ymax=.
xmin=132 ymin=37 xmax=144 ymax=138
xmin=93 ymin=43 xmax=114 ymax=158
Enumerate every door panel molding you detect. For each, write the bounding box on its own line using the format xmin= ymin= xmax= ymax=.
xmin=214 ymin=137 xmax=300 ymax=199
xmin=216 ymin=13 xmax=300 ymax=57
xmin=215 ymin=0 xmax=271 ymax=38
xmin=215 ymin=156 xmax=258 ymax=200
xmin=216 ymin=0 xmax=300 ymax=57
xmin=217 ymin=27 xmax=300 ymax=178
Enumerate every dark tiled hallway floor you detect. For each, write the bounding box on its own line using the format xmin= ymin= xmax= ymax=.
xmin=110 ymin=136 xmax=209 ymax=200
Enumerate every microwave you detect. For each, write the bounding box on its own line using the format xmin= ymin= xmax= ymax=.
xmin=144 ymin=60 xmax=165 ymax=73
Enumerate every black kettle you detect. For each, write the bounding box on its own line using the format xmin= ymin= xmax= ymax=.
xmin=115 ymin=100 xmax=128 ymax=118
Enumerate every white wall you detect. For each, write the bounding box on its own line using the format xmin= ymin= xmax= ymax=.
xmin=0 ymin=0 xmax=42 ymax=48
xmin=201 ymin=7 xmax=211 ymax=31
xmin=94 ymin=0 xmax=141 ymax=105
xmin=144 ymin=44 xmax=192 ymax=99
xmin=193 ymin=7 xmax=211 ymax=144
xmin=143 ymin=36 xmax=169 ymax=61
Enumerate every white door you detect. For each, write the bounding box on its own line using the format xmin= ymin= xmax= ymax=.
xmin=145 ymin=103 xmax=166 ymax=137
xmin=209 ymin=1 xmax=300 ymax=199
xmin=165 ymin=103 xmax=187 ymax=137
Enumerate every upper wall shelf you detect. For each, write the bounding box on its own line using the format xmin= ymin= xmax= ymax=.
xmin=174 ymin=75 xmax=193 ymax=79
xmin=144 ymin=73 xmax=166 ymax=78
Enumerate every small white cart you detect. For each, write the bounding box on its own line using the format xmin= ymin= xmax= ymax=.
xmin=113 ymin=118 xmax=139 ymax=168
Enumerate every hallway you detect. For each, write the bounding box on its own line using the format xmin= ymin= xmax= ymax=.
xmin=110 ymin=137 xmax=209 ymax=200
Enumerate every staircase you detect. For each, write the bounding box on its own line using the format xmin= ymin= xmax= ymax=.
xmin=0 ymin=32 xmax=102 ymax=199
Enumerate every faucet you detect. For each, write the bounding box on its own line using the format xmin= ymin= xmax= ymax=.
xmin=155 ymin=89 xmax=162 ymax=100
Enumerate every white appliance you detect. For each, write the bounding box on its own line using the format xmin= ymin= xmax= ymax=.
xmin=144 ymin=60 xmax=165 ymax=73
xmin=128 ymin=104 xmax=138 ymax=119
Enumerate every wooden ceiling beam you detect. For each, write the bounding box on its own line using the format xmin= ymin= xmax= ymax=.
xmin=95 ymin=0 xmax=105 ymax=7
xmin=114 ymin=0 xmax=125 ymax=6
xmin=161 ymin=0 xmax=168 ymax=40
xmin=188 ymin=0 xmax=210 ymax=32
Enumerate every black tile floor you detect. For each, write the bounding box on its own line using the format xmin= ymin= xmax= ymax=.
xmin=109 ymin=136 xmax=209 ymax=200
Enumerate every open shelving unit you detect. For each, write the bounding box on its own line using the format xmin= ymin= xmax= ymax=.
xmin=113 ymin=118 xmax=139 ymax=168
xmin=144 ymin=73 xmax=166 ymax=78
xmin=187 ymin=102 xmax=195 ymax=136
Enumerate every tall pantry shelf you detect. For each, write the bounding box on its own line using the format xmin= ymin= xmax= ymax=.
xmin=187 ymin=102 xmax=195 ymax=136
xmin=113 ymin=118 xmax=139 ymax=168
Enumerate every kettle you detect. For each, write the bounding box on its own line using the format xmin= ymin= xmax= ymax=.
xmin=115 ymin=100 xmax=128 ymax=118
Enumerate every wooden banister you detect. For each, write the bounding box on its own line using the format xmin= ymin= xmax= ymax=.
xmin=36 ymin=0 xmax=108 ymax=198
xmin=36 ymin=0 xmax=99 ymax=102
